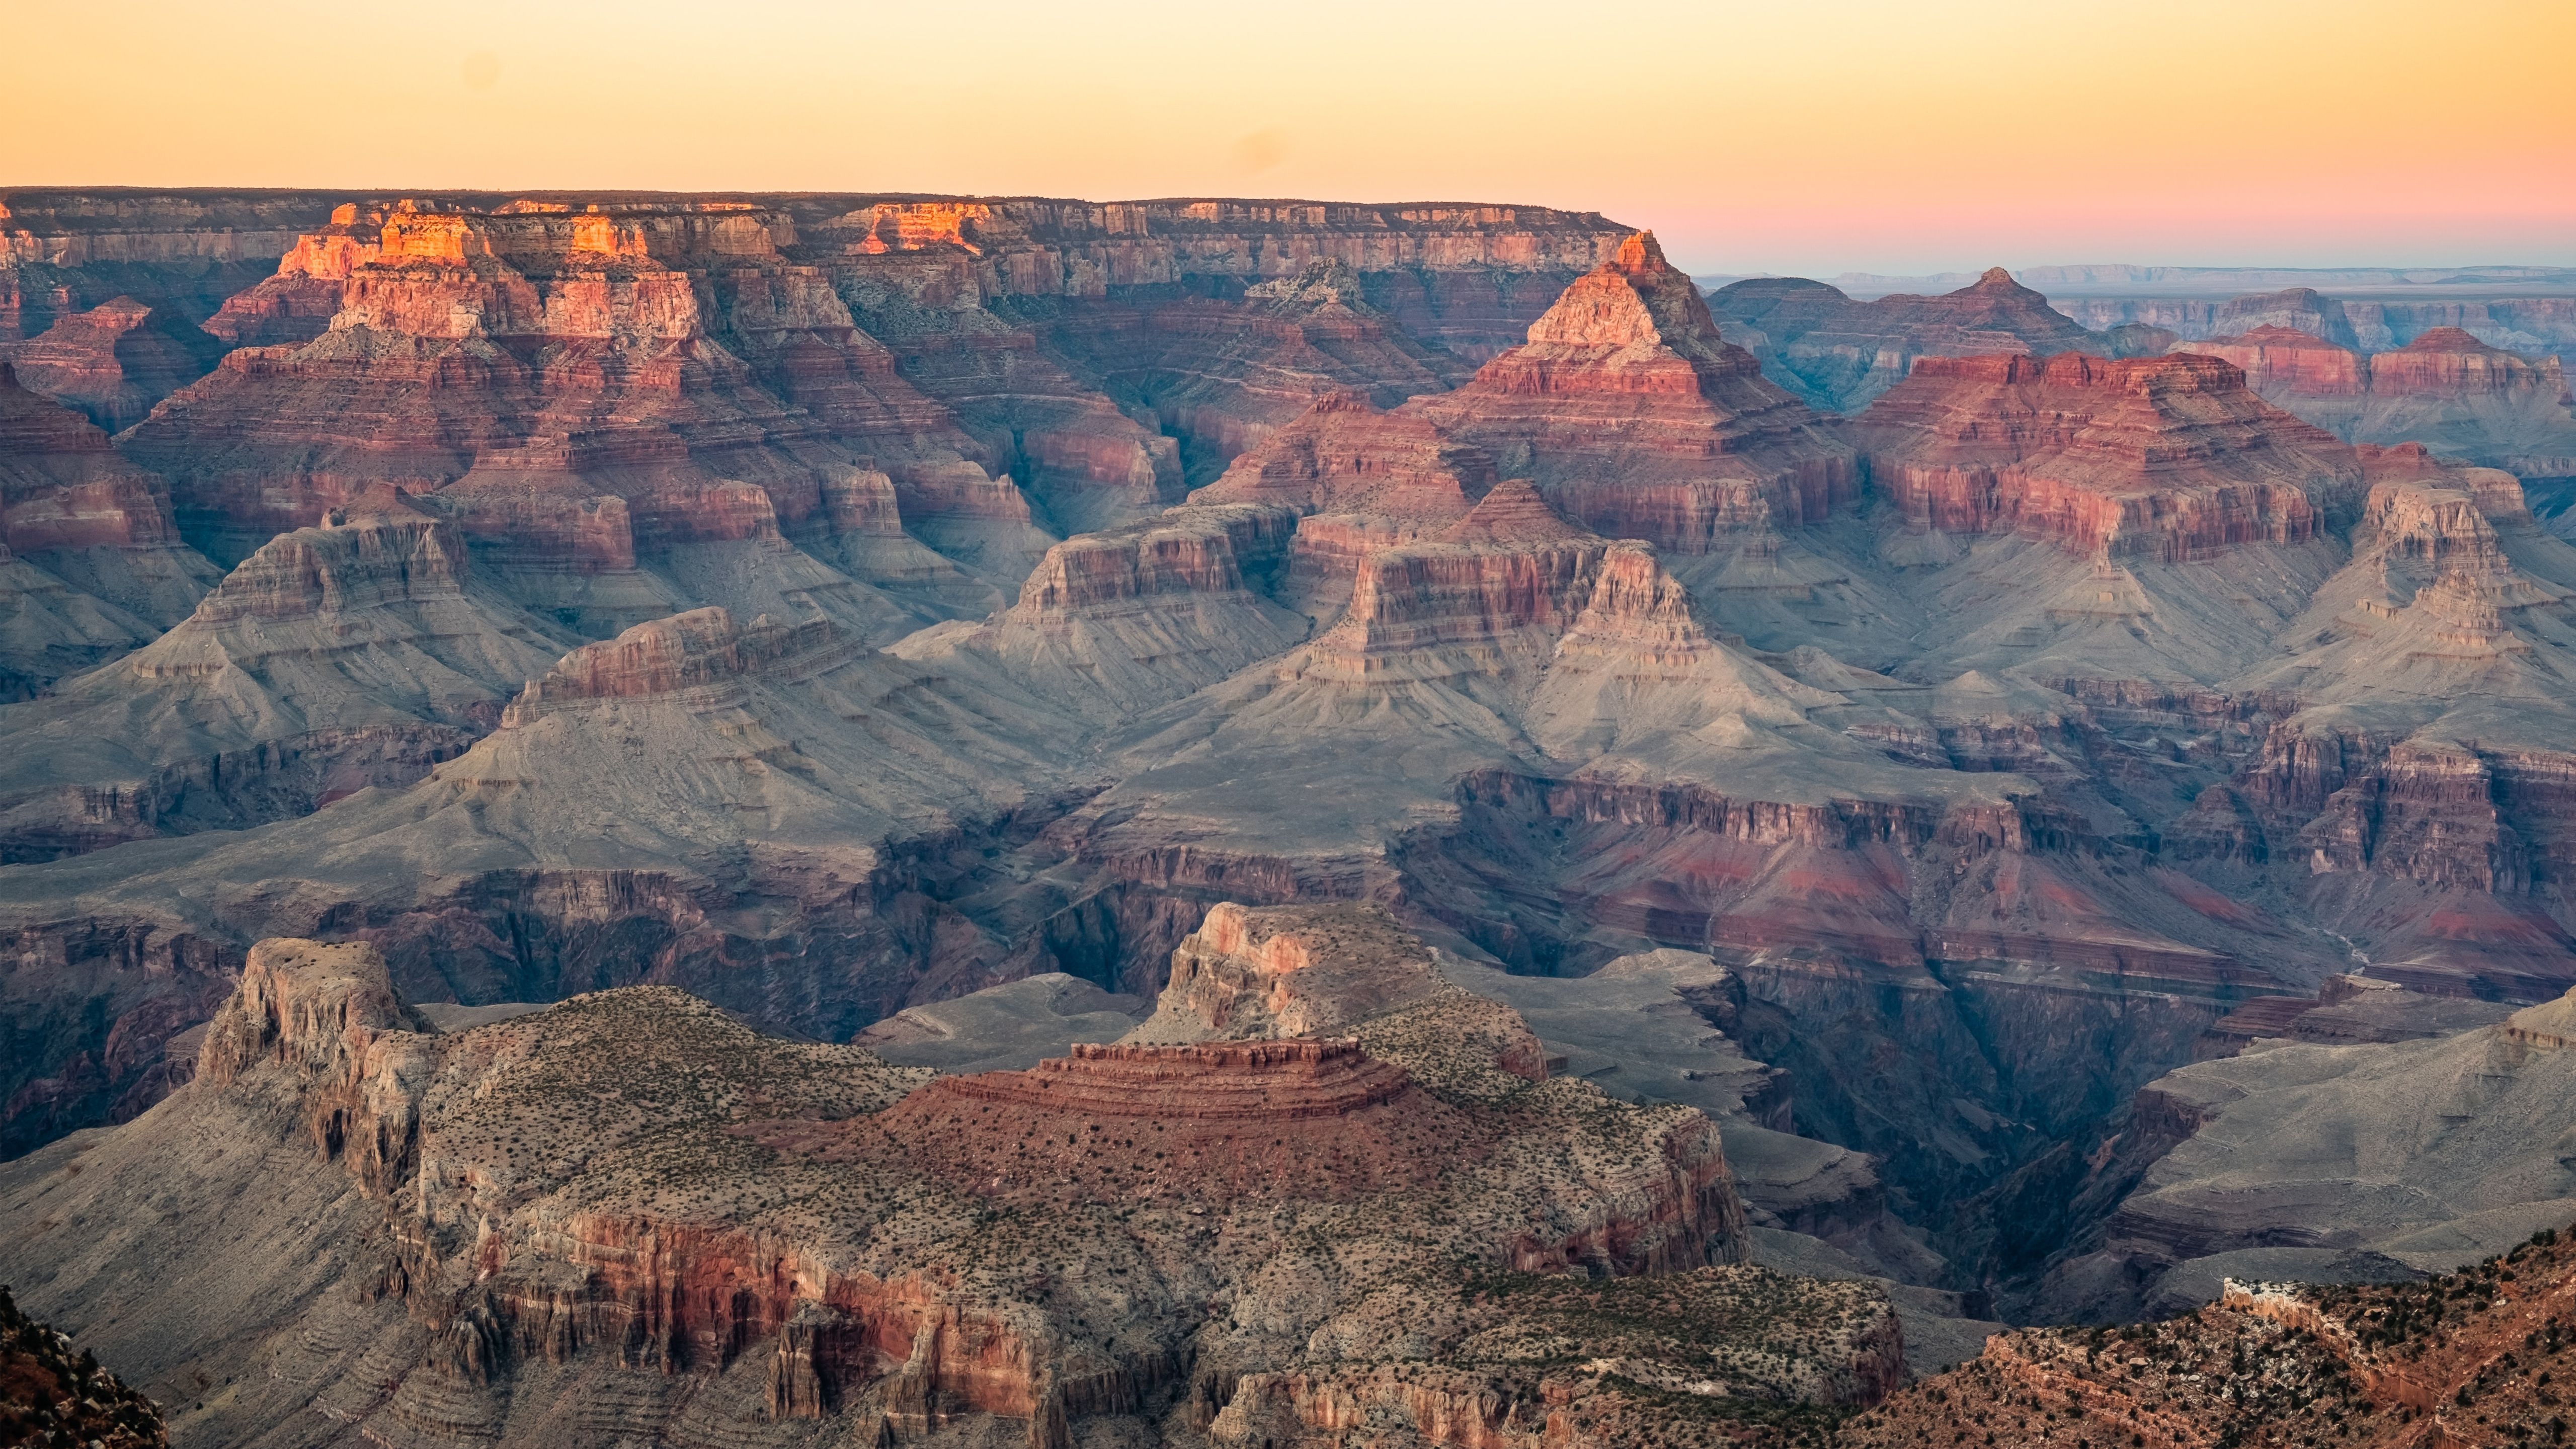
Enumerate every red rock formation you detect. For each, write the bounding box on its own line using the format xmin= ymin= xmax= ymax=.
xmin=804 ymin=197 xmax=1629 ymax=358
xmin=2180 ymin=324 xmax=2367 ymax=397
xmin=873 ymin=1039 xmax=1452 ymax=1204
xmin=1705 ymin=266 xmax=2099 ymax=412
xmin=2177 ymin=325 xmax=2576 ymax=477
xmin=1025 ymin=260 xmax=1471 ymax=485
xmin=0 ymin=363 xmax=217 ymax=693
xmin=1398 ymin=233 xmax=1857 ymax=552
xmin=2 ymin=295 xmax=224 ymax=431
xmin=122 ymin=199 xmax=1040 ymax=600
xmin=1854 ymin=351 xmax=2360 ymax=560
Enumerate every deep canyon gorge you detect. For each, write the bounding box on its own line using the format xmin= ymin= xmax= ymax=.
xmin=2 ymin=186 xmax=2574 ymax=1449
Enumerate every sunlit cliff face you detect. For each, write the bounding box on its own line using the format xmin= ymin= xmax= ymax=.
xmin=9 ymin=0 xmax=2570 ymax=274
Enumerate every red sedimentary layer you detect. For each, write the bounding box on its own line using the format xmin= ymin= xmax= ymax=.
xmin=0 ymin=362 xmax=187 ymax=553
xmin=2367 ymin=326 xmax=2568 ymax=398
xmin=122 ymin=199 xmax=1004 ymax=565
xmin=1007 ymin=506 xmax=1297 ymax=617
xmin=1855 ymin=351 xmax=2358 ymax=560
xmin=865 ymin=1038 xmax=1452 ymax=1204
xmin=2181 ymin=325 xmax=2367 ymax=397
xmin=2 ymin=295 xmax=223 ymax=432
xmin=1404 ymin=233 xmax=1858 ymax=550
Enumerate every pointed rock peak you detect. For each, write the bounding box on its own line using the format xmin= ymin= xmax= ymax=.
xmin=1954 ymin=266 xmax=2041 ymax=299
xmin=2400 ymin=326 xmax=2511 ymax=355
xmin=1611 ymin=230 xmax=1671 ymax=275
xmin=1438 ymin=478 xmax=1587 ymax=546
xmin=1526 ymin=230 xmax=1728 ymax=356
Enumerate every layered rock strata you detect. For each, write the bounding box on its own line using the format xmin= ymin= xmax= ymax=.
xmin=1853 ymin=351 xmax=2361 ymax=562
xmin=2179 ymin=325 xmax=2576 ymax=479
xmin=1705 ymin=267 xmax=2099 ymax=412
xmin=1 ymin=295 xmax=224 ymax=431
xmin=0 ymin=504 xmax=569 ymax=863
xmin=0 ymin=364 xmax=219 ymax=695
xmin=0 ymin=919 xmax=1881 ymax=1449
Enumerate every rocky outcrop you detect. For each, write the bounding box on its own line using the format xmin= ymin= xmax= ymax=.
xmin=0 ymin=1282 xmax=166 ymax=1448
xmin=1409 ymin=234 xmax=1858 ymax=553
xmin=1705 ymin=266 xmax=2099 ymax=412
xmin=0 ymin=917 xmax=1859 ymax=1449
xmin=1854 ymin=351 xmax=2361 ymax=561
xmin=891 ymin=503 xmax=1309 ymax=723
xmin=118 ymin=198 xmax=1049 ymax=627
xmin=2029 ymin=996 xmax=2576 ymax=1321
xmin=1852 ymin=1236 xmax=2576 ymax=1449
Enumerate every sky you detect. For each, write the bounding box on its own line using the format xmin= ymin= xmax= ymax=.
xmin=9 ymin=0 xmax=2572 ymax=277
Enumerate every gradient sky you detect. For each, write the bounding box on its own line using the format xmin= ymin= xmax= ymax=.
xmin=11 ymin=0 xmax=2572 ymax=276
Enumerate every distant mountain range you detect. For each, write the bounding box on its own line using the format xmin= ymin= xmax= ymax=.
xmin=1696 ymin=264 xmax=2576 ymax=297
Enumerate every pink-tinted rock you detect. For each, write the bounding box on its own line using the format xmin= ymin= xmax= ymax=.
xmin=1855 ymin=351 xmax=2359 ymax=560
xmin=2 ymin=295 xmax=224 ymax=431
xmin=1707 ymin=266 xmax=2099 ymax=412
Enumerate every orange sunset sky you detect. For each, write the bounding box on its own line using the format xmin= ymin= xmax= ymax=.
xmin=13 ymin=0 xmax=2573 ymax=276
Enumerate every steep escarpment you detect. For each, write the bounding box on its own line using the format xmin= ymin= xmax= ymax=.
xmin=1015 ymin=259 xmax=1472 ymax=487
xmin=799 ymin=197 xmax=1629 ymax=359
xmin=2032 ymin=989 xmax=2576 ymax=1321
xmin=1706 ymin=267 xmax=2099 ymax=413
xmin=0 ymin=921 xmax=1894 ymax=1449
xmin=0 ymin=188 xmax=343 ymax=344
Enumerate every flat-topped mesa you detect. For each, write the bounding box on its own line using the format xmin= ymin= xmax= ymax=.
xmin=2176 ymin=326 xmax=2576 ymax=479
xmin=2368 ymin=326 xmax=2569 ymax=398
xmin=505 ymin=605 xmax=831 ymax=715
xmin=1854 ymin=350 xmax=2360 ymax=561
xmin=1406 ymin=233 xmax=1859 ymax=551
xmin=3 ymin=295 xmax=224 ymax=431
xmin=2181 ymin=325 xmax=2368 ymax=397
xmin=2354 ymin=444 xmax=2529 ymax=578
xmin=2209 ymin=285 xmax=2361 ymax=349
